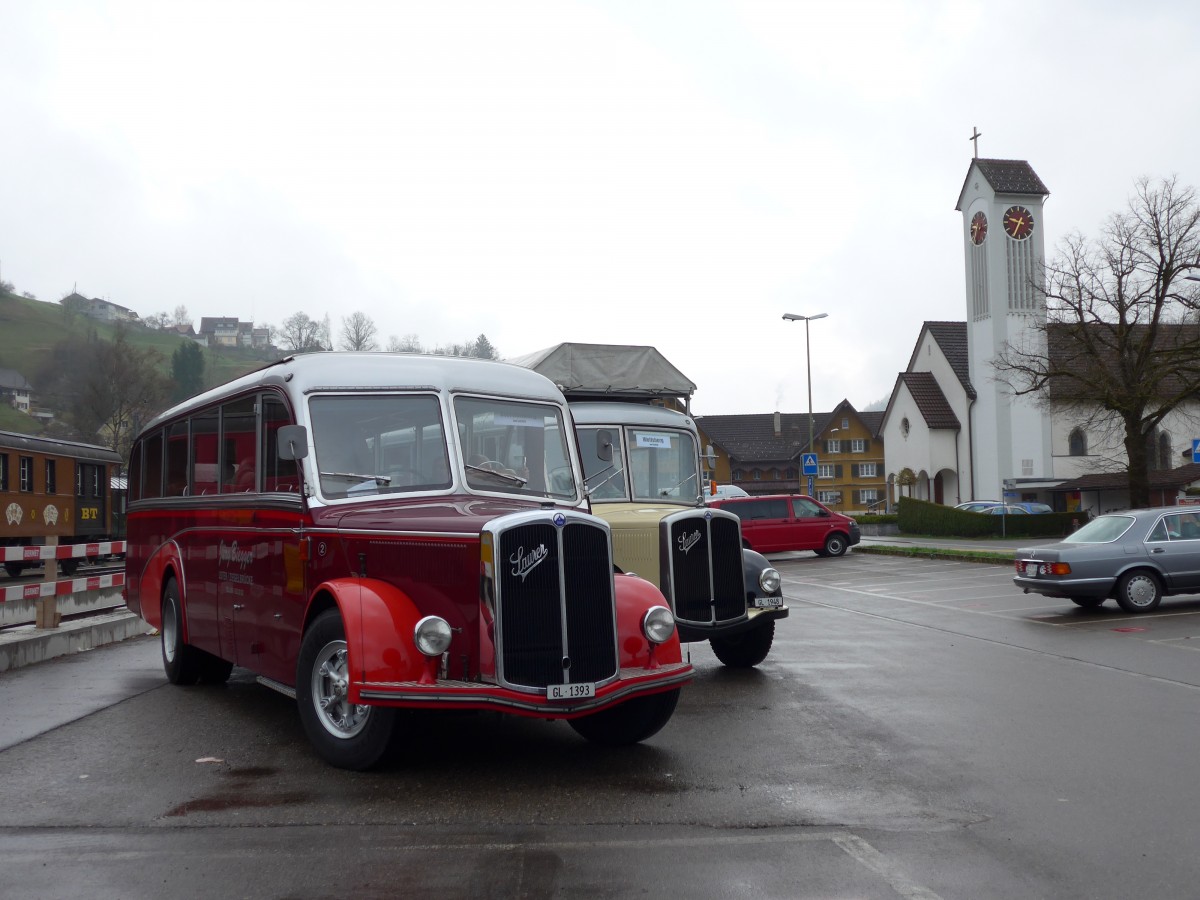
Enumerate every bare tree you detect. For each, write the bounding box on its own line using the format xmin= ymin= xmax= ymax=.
xmin=277 ymin=312 xmax=327 ymax=352
xmin=994 ymin=176 xmax=1200 ymax=508
xmin=340 ymin=311 xmax=379 ymax=351
xmin=172 ymin=305 xmax=191 ymax=329
xmin=388 ymin=333 xmax=423 ymax=353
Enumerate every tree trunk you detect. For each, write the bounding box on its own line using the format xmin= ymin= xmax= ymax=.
xmin=1124 ymin=423 xmax=1152 ymax=509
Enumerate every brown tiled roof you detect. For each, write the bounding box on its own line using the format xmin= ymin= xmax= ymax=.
xmin=696 ymin=411 xmax=833 ymax=463
xmin=973 ymin=159 xmax=1050 ymax=196
xmin=1053 ymin=463 xmax=1200 ymax=492
xmin=919 ymin=321 xmax=975 ymax=400
xmin=956 ymin=158 xmax=1049 ymax=210
xmin=900 ymin=372 xmax=960 ymax=429
xmin=1046 ymin=322 xmax=1200 ymax=401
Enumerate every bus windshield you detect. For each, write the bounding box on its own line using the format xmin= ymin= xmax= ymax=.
xmin=627 ymin=428 xmax=701 ymax=503
xmin=309 ymin=394 xmax=452 ymax=500
xmin=453 ymin=395 xmax=577 ymax=500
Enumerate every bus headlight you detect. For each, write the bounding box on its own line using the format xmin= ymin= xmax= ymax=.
xmin=414 ymin=616 xmax=453 ymax=657
xmin=641 ymin=605 xmax=675 ymax=645
xmin=759 ymin=567 xmax=781 ymax=594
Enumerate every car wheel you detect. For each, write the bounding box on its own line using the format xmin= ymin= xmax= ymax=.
xmin=296 ymin=609 xmax=396 ymax=770
xmin=161 ymin=579 xmax=202 ymax=685
xmin=568 ymin=688 xmax=680 ymax=747
xmin=823 ymin=533 xmax=848 ymax=557
xmin=4 ymin=562 xmax=25 ymax=578
xmin=1069 ymin=596 xmax=1106 ymax=609
xmin=710 ymin=620 xmax=775 ymax=668
xmin=1115 ymin=570 xmax=1162 ymax=613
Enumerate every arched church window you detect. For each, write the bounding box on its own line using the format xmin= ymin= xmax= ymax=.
xmin=1145 ymin=429 xmax=1173 ymax=471
xmin=901 ymin=417 xmax=910 ymax=438
xmin=1068 ymin=428 xmax=1087 ymax=456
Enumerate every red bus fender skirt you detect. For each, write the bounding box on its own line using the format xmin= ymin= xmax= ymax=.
xmin=310 ymin=578 xmax=426 ymax=692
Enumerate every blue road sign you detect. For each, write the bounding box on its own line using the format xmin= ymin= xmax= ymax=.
xmin=801 ymin=453 xmax=819 ymax=475
xmin=807 ymin=475 xmax=815 ymax=496
xmin=1193 ymin=439 xmax=1200 ymax=464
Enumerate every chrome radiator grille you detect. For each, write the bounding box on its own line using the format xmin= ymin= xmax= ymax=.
xmin=495 ymin=516 xmax=618 ymax=690
xmin=665 ymin=511 xmax=747 ymax=625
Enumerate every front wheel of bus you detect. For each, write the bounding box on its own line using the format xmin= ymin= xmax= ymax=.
xmin=297 ymin=610 xmax=396 ymax=771
xmin=710 ymin=619 xmax=775 ymax=668
xmin=568 ymin=688 xmax=680 ymax=747
xmin=161 ymin=580 xmax=201 ymax=685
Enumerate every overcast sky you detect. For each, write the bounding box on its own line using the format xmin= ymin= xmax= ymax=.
xmin=2 ymin=0 xmax=1198 ymax=416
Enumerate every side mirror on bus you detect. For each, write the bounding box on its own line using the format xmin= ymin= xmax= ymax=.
xmin=277 ymin=425 xmax=310 ymax=461
xmin=596 ymin=429 xmax=613 ymax=463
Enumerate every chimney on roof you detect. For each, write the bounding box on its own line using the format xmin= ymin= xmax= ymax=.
xmin=773 ymin=411 xmax=781 ymax=437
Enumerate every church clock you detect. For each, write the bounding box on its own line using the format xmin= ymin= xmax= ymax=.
xmin=1003 ymin=206 xmax=1034 ymax=240
xmin=970 ymin=211 xmax=988 ymax=245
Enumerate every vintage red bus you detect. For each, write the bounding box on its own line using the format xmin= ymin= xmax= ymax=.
xmin=124 ymin=353 xmax=691 ymax=769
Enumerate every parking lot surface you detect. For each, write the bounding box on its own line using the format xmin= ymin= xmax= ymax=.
xmin=3 ymin=550 xmax=1200 ymax=899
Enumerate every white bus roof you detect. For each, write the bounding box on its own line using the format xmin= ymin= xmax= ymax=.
xmin=142 ymin=353 xmax=568 ymax=433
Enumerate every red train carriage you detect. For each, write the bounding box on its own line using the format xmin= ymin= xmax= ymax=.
xmin=125 ymin=353 xmax=691 ymax=770
xmin=0 ymin=430 xmax=123 ymax=577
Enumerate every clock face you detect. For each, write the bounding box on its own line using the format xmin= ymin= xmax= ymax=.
xmin=970 ymin=211 xmax=988 ymax=245
xmin=1003 ymin=206 xmax=1034 ymax=240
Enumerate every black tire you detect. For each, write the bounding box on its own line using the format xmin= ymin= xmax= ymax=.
xmin=1069 ymin=596 xmax=1106 ymax=609
xmin=568 ymin=688 xmax=680 ymax=747
xmin=4 ymin=562 xmax=24 ymax=578
xmin=161 ymin=580 xmax=202 ymax=685
xmin=58 ymin=558 xmax=79 ymax=577
xmin=1115 ymin=570 xmax=1162 ymax=613
xmin=823 ymin=533 xmax=849 ymax=557
xmin=296 ymin=609 xmax=396 ymax=770
xmin=710 ymin=619 xmax=776 ymax=668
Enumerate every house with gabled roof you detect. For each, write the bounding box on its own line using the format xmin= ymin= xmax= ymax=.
xmin=697 ymin=401 xmax=885 ymax=514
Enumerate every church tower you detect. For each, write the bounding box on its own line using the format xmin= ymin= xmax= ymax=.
xmin=955 ymin=153 xmax=1052 ymax=500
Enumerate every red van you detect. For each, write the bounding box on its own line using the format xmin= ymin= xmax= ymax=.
xmin=708 ymin=494 xmax=861 ymax=557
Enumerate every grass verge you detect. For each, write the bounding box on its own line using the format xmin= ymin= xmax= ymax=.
xmin=853 ymin=544 xmax=1015 ymax=566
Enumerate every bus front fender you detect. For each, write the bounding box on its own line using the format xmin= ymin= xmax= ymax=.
xmin=311 ymin=578 xmax=426 ymax=687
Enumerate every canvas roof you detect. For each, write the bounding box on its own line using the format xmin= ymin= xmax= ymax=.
xmin=507 ymin=342 xmax=696 ymax=404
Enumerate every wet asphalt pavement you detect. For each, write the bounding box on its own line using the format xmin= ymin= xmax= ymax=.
xmin=2 ymin=549 xmax=1200 ymax=899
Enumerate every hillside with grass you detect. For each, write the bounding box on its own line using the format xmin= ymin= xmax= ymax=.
xmin=0 ymin=288 xmax=282 ymax=438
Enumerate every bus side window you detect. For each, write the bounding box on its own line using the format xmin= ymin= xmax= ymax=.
xmin=221 ymin=396 xmax=257 ymax=493
xmin=261 ymin=395 xmax=298 ymax=492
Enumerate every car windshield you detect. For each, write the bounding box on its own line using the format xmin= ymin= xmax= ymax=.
xmin=453 ymin=395 xmax=577 ymax=499
xmin=309 ymin=393 xmax=452 ymax=500
xmin=1067 ymin=515 xmax=1135 ymax=543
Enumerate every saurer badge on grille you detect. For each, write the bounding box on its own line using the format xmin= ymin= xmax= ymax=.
xmin=510 ymin=544 xmax=549 ymax=581
xmin=676 ymin=530 xmax=702 ymax=554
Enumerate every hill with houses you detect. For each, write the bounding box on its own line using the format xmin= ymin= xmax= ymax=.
xmin=0 ymin=289 xmax=279 ymax=439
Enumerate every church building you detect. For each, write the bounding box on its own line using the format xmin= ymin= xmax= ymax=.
xmin=879 ymin=155 xmax=1200 ymax=514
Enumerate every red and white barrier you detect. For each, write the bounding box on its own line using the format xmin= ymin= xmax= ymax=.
xmin=1 ymin=571 xmax=125 ymax=604
xmin=0 ymin=541 xmax=126 ymax=563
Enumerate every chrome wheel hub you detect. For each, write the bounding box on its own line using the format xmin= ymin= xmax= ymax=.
xmin=311 ymin=641 xmax=370 ymax=738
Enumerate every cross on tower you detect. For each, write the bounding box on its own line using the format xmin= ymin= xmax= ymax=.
xmin=969 ymin=126 xmax=982 ymax=158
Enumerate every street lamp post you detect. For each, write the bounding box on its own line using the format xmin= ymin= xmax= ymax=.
xmin=782 ymin=312 xmax=828 ymax=492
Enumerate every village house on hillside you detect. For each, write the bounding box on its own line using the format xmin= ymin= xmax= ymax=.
xmin=0 ymin=368 xmax=33 ymax=412
xmin=196 ymin=317 xmax=271 ymax=349
xmin=62 ymin=292 xmax=139 ymax=324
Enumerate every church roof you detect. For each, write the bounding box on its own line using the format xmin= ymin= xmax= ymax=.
xmin=1052 ymin=463 xmax=1200 ymax=493
xmin=911 ymin=321 xmax=976 ymax=401
xmin=898 ymin=372 xmax=961 ymax=429
xmin=955 ymin=158 xmax=1049 ymax=210
xmin=696 ymin=411 xmax=833 ymax=462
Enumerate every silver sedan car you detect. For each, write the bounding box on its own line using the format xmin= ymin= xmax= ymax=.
xmin=1013 ymin=506 xmax=1200 ymax=613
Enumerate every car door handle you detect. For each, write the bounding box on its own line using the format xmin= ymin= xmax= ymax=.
xmin=1152 ymin=548 xmax=1165 ymax=554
